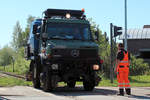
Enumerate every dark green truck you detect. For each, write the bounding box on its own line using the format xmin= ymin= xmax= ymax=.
xmin=25 ymin=9 xmax=103 ymax=91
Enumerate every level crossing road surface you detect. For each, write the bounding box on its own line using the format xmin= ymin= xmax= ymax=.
xmin=0 ymin=86 xmax=150 ymax=100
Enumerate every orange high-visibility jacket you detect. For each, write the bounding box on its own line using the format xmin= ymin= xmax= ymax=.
xmin=117 ymin=51 xmax=129 ymax=72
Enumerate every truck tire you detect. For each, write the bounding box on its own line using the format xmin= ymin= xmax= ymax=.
xmin=43 ymin=68 xmax=51 ymax=92
xmin=83 ymin=80 xmax=95 ymax=91
xmin=67 ymin=81 xmax=76 ymax=88
xmin=32 ymin=62 xmax=41 ymax=88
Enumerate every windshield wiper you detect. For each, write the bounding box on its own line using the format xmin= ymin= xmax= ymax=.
xmin=48 ymin=36 xmax=67 ymax=40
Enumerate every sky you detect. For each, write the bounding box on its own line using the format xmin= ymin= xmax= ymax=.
xmin=0 ymin=0 xmax=150 ymax=47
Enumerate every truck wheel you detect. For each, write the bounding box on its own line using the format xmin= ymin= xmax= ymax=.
xmin=67 ymin=81 xmax=76 ymax=88
xmin=32 ymin=62 xmax=40 ymax=88
xmin=43 ymin=72 xmax=50 ymax=92
xmin=43 ymin=69 xmax=51 ymax=92
xmin=83 ymin=80 xmax=95 ymax=91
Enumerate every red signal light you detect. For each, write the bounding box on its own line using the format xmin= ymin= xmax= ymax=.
xmin=100 ymin=60 xmax=104 ymax=64
xmin=81 ymin=8 xmax=85 ymax=12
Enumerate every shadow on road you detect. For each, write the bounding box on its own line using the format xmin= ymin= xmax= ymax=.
xmin=0 ymin=96 xmax=10 ymax=100
xmin=0 ymin=94 xmax=24 ymax=100
xmin=51 ymin=86 xmax=117 ymax=97
xmin=35 ymin=86 xmax=150 ymax=99
xmin=147 ymin=94 xmax=150 ymax=96
xmin=128 ymin=95 xmax=150 ymax=100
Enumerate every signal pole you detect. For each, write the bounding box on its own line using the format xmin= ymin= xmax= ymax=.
xmin=110 ymin=23 xmax=113 ymax=83
xmin=124 ymin=0 xmax=128 ymax=50
xmin=110 ymin=24 xmax=123 ymax=83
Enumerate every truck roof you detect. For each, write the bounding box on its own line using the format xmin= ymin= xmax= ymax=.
xmin=44 ymin=9 xmax=86 ymax=20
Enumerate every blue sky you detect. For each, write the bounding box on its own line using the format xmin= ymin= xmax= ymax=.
xmin=0 ymin=0 xmax=150 ymax=47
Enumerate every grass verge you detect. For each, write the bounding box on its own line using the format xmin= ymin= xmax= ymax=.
xmin=59 ymin=75 xmax=150 ymax=87
xmin=0 ymin=75 xmax=149 ymax=87
xmin=99 ymin=75 xmax=150 ymax=87
xmin=0 ymin=77 xmax=32 ymax=87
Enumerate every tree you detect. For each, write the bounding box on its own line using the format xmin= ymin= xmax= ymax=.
xmin=89 ymin=18 xmax=111 ymax=77
xmin=11 ymin=21 xmax=23 ymax=50
xmin=0 ymin=46 xmax=15 ymax=66
xmin=11 ymin=16 xmax=36 ymax=51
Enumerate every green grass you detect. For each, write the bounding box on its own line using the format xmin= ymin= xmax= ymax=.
xmin=58 ymin=75 xmax=150 ymax=87
xmin=0 ymin=58 xmax=30 ymax=75
xmin=0 ymin=77 xmax=32 ymax=87
xmin=99 ymin=77 xmax=118 ymax=87
xmin=0 ymin=64 xmax=29 ymax=76
xmin=0 ymin=66 xmax=150 ymax=87
xmin=99 ymin=75 xmax=150 ymax=87
xmin=0 ymin=75 xmax=150 ymax=87
xmin=129 ymin=75 xmax=150 ymax=87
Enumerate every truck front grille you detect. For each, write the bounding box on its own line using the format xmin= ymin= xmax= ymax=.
xmin=51 ymin=49 xmax=98 ymax=58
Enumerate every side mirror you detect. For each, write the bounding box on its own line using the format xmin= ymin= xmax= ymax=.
xmin=94 ymin=31 xmax=99 ymax=41
xmin=33 ymin=24 xmax=38 ymax=34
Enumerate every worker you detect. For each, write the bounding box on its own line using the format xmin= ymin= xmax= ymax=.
xmin=114 ymin=43 xmax=131 ymax=96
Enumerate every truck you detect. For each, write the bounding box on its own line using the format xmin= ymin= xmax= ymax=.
xmin=25 ymin=9 xmax=103 ymax=91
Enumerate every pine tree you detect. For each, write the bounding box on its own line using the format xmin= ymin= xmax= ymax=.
xmin=11 ymin=21 xmax=23 ymax=50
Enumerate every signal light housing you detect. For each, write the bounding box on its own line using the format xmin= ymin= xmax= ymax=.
xmin=114 ymin=26 xmax=122 ymax=37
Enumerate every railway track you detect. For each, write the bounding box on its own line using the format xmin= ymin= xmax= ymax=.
xmin=0 ymin=71 xmax=26 ymax=80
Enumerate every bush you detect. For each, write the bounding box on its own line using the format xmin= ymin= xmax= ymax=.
xmin=0 ymin=46 xmax=15 ymax=66
xmin=130 ymin=55 xmax=150 ymax=75
xmin=0 ymin=47 xmax=30 ymax=75
xmin=13 ymin=47 xmax=30 ymax=75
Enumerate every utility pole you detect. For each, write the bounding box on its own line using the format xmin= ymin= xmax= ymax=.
xmin=110 ymin=23 xmax=113 ymax=83
xmin=124 ymin=0 xmax=128 ymax=50
xmin=12 ymin=58 xmax=15 ymax=72
xmin=12 ymin=56 xmax=15 ymax=72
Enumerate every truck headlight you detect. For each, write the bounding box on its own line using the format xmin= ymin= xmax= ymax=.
xmin=93 ymin=65 xmax=99 ymax=70
xmin=51 ymin=64 xmax=58 ymax=70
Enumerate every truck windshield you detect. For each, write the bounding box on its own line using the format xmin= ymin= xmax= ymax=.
xmin=46 ymin=23 xmax=92 ymax=40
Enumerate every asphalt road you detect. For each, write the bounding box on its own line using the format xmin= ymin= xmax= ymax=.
xmin=0 ymin=86 xmax=150 ymax=100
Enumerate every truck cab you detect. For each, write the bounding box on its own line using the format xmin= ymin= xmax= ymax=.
xmin=25 ymin=9 xmax=102 ymax=91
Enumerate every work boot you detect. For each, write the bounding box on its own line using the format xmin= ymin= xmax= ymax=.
xmin=125 ymin=88 xmax=131 ymax=95
xmin=117 ymin=88 xmax=124 ymax=96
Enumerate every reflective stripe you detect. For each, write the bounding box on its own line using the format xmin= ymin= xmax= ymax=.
xmin=118 ymin=51 xmax=129 ymax=66
xmin=118 ymin=83 xmax=124 ymax=85
xmin=125 ymin=87 xmax=131 ymax=89
xmin=120 ymin=61 xmax=129 ymax=63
